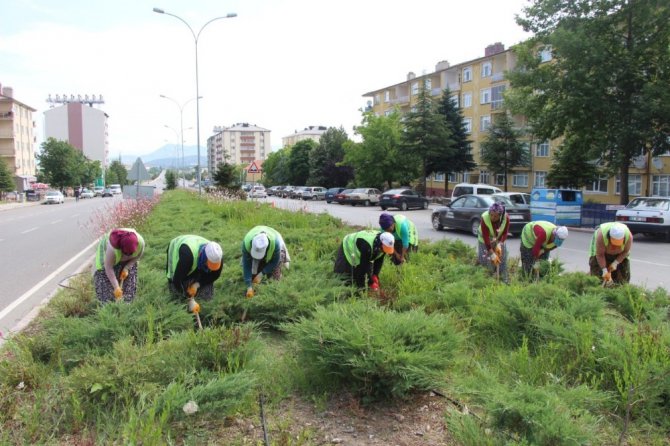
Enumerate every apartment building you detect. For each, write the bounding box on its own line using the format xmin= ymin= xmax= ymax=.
xmin=44 ymin=100 xmax=109 ymax=169
xmin=363 ymin=43 xmax=670 ymax=202
xmin=282 ymin=125 xmax=327 ymax=147
xmin=207 ymin=123 xmax=271 ymax=173
xmin=0 ymin=83 xmax=37 ymax=190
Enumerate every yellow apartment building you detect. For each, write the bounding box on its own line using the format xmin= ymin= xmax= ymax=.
xmin=207 ymin=122 xmax=271 ymax=175
xmin=0 ymin=83 xmax=37 ymax=190
xmin=363 ymin=43 xmax=670 ymax=203
xmin=282 ymin=126 xmax=327 ymax=147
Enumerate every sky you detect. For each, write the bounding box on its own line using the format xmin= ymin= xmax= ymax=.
xmin=1 ymin=0 xmax=532 ymax=158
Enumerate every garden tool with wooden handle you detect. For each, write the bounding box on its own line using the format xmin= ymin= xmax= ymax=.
xmin=115 ymin=268 xmax=129 ymax=301
xmin=188 ymin=298 xmax=203 ymax=330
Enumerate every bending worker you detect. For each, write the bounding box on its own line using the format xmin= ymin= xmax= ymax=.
xmin=520 ymin=222 xmax=569 ymax=277
xmin=588 ymin=222 xmax=632 ymax=285
xmin=334 ymin=230 xmax=395 ymax=290
xmin=477 ymin=202 xmax=510 ymax=281
xmin=166 ymin=235 xmax=223 ymax=311
xmin=379 ymin=213 xmax=418 ymax=265
xmin=242 ymin=225 xmax=290 ymax=298
xmin=94 ymin=228 xmax=145 ymax=303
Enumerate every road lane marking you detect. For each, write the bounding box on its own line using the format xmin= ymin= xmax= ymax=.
xmin=51 ymin=219 xmax=63 ymax=224
xmin=0 ymin=239 xmax=98 ymax=322
xmin=21 ymin=227 xmax=38 ymax=234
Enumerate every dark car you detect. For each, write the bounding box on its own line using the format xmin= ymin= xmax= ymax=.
xmin=380 ymin=188 xmax=429 ymax=211
xmin=267 ymin=186 xmax=284 ymax=196
xmin=325 ymin=187 xmax=345 ymax=203
xmin=334 ymin=188 xmax=354 ymax=205
xmin=102 ymin=188 xmax=113 ymax=197
xmin=431 ymin=194 xmax=530 ymax=236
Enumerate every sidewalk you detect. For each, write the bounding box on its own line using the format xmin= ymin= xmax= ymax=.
xmin=0 ymin=199 xmax=42 ymax=212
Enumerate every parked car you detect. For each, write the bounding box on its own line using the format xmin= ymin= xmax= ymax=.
xmin=431 ymin=194 xmax=530 ymax=236
xmin=451 ymin=183 xmax=502 ymax=200
xmin=325 ymin=187 xmax=346 ymax=203
xmin=379 ymin=188 xmax=429 ymax=211
xmin=334 ymin=188 xmax=354 ymax=205
xmin=248 ymin=185 xmax=267 ymax=198
xmin=102 ymin=188 xmax=114 ymax=197
xmin=348 ymin=188 xmax=382 ymax=206
xmin=279 ymin=186 xmax=296 ymax=198
xmin=289 ymin=186 xmax=308 ymax=199
xmin=267 ymin=186 xmax=284 ymax=196
xmin=25 ymin=189 xmax=40 ymax=201
xmin=109 ymin=184 xmax=122 ymax=195
xmin=615 ymin=197 xmax=670 ymax=241
xmin=44 ymin=190 xmax=64 ymax=204
xmin=242 ymin=184 xmax=253 ymax=193
xmin=93 ymin=186 xmax=105 ymax=197
xmin=80 ymin=188 xmax=95 ymax=199
xmin=494 ymin=192 xmax=531 ymax=207
xmin=301 ymin=186 xmax=327 ymax=200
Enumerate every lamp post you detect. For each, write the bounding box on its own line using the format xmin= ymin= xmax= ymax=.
xmin=160 ymin=95 xmax=200 ymax=188
xmin=153 ymin=7 xmax=237 ymax=195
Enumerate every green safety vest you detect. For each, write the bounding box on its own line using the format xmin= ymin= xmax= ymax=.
xmin=477 ymin=211 xmax=509 ymax=244
xmin=166 ymin=235 xmax=208 ymax=279
xmin=342 ymin=230 xmax=383 ymax=267
xmin=392 ymin=214 xmax=418 ymax=246
xmin=521 ymin=221 xmax=557 ymax=250
xmin=588 ymin=222 xmax=631 ymax=257
xmin=95 ymin=228 xmax=144 ymax=271
xmin=243 ymin=226 xmax=278 ymax=262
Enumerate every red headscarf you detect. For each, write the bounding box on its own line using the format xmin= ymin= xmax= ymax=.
xmin=110 ymin=229 xmax=139 ymax=255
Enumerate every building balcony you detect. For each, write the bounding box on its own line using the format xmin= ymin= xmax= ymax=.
xmin=492 ymin=72 xmax=505 ymax=82
xmin=0 ymin=132 xmax=14 ymax=139
xmin=491 ymin=100 xmax=505 ymax=110
xmin=448 ymin=83 xmax=461 ymax=92
xmin=390 ymin=95 xmax=410 ymax=105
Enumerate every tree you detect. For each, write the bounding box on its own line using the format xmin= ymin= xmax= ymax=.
xmin=287 ymin=139 xmax=316 ymax=186
xmin=545 ymin=135 xmax=601 ymax=188
xmin=263 ymin=148 xmax=291 ymax=186
xmin=105 ymin=160 xmax=128 ymax=186
xmin=212 ymin=162 xmax=241 ymax=189
xmin=36 ymin=138 xmax=81 ymax=188
xmin=308 ymin=127 xmax=354 ymax=188
xmin=480 ymin=113 xmax=529 ymax=191
xmin=344 ymin=111 xmax=414 ymax=190
xmin=508 ymin=0 xmax=670 ymax=203
xmin=401 ymin=84 xmax=453 ymax=194
xmin=0 ymin=157 xmax=14 ymax=196
xmin=165 ymin=170 xmax=178 ymax=190
xmin=436 ymin=87 xmax=476 ymax=193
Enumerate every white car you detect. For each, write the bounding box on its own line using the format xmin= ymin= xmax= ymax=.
xmin=615 ymin=197 xmax=670 ymax=241
xmin=80 ymin=188 xmax=95 ymax=199
xmin=44 ymin=190 xmax=64 ymax=204
xmin=248 ymin=185 xmax=267 ymax=198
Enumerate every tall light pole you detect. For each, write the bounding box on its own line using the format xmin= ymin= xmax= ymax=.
xmin=160 ymin=94 xmax=200 ymax=188
xmin=153 ymin=7 xmax=237 ymax=195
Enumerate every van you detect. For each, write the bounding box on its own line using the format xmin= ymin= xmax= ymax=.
xmin=451 ymin=183 xmax=502 ymax=200
xmin=109 ymin=184 xmax=122 ymax=195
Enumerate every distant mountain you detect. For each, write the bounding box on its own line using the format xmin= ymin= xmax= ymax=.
xmin=144 ymin=155 xmax=207 ymax=169
xmin=114 ymin=144 xmax=200 ymax=164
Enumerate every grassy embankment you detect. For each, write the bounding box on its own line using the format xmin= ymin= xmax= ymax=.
xmin=1 ymin=189 xmax=669 ymax=445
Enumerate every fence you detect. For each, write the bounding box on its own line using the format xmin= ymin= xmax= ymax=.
xmin=580 ymin=203 xmax=622 ymax=228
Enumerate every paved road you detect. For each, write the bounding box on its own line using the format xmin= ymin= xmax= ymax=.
xmin=260 ymin=196 xmax=669 ymax=291
xmin=0 ymin=196 xmax=121 ymax=337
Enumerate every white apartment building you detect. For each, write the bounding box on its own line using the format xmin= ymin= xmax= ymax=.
xmin=207 ymin=123 xmax=271 ymax=172
xmin=282 ymin=125 xmax=328 ymax=147
xmin=44 ymin=101 xmax=109 ymax=168
xmin=0 ymin=83 xmax=37 ymax=189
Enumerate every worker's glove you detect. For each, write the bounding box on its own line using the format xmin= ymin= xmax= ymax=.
xmin=494 ymin=244 xmax=503 ymax=257
xmin=532 ymin=262 xmax=541 ymax=271
xmin=252 ymin=273 xmax=263 ymax=284
xmin=188 ymin=298 xmax=200 ymax=314
xmin=246 ymin=287 xmax=254 ymax=298
xmin=119 ymin=268 xmax=129 ymax=281
xmin=489 ymin=252 xmax=499 ymax=264
xmin=187 ymin=282 xmax=200 ymax=298
xmin=114 ymin=287 xmax=123 ymax=300
xmin=284 ymin=262 xmax=290 ymax=270
xmin=371 ymin=275 xmax=379 ymax=285
xmin=609 ymin=260 xmax=619 ymax=272
xmin=369 ymin=282 xmax=379 ymax=291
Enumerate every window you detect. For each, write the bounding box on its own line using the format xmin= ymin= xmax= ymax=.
xmin=448 ymin=173 xmax=458 ymax=183
xmin=480 ymin=115 xmax=491 ymax=132
xmin=540 ymin=45 xmax=553 ymax=62
xmin=463 ymin=118 xmax=472 ymax=134
xmin=425 ymin=78 xmax=432 ymax=90
xmin=495 ymin=174 xmax=505 ymax=186
xmin=652 ymin=175 xmax=670 ymax=197
xmin=384 ymin=91 xmax=390 ymax=102
xmin=585 ymin=175 xmax=608 ymax=193
xmin=491 ymin=85 xmax=506 ymax=109
xmin=374 ymin=94 xmax=381 ymax=105
xmin=480 ymin=170 xmax=490 ymax=184
xmin=481 ymin=62 xmax=492 ymax=78
xmin=480 ymin=88 xmax=491 ymax=104
xmin=534 ymin=171 xmax=547 ymax=187
xmin=462 ymin=172 xmax=471 ymax=183
xmin=434 ymin=172 xmax=445 ymax=181
xmin=615 ymin=174 xmax=642 ymax=196
xmin=513 ymin=173 xmax=529 ymax=187
xmin=536 ymin=141 xmax=549 ymax=157
xmin=450 ymin=94 xmax=459 ymax=107
xmin=463 ymin=66 xmax=472 ymax=82
xmin=411 ymin=82 xmax=419 ymax=95
xmin=462 ymin=92 xmax=472 ymax=108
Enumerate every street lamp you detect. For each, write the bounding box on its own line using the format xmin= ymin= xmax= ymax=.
xmin=160 ymin=94 xmax=201 ymax=188
xmin=153 ymin=7 xmax=237 ymax=195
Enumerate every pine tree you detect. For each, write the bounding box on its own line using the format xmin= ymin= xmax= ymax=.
xmin=480 ymin=113 xmax=529 ymax=191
